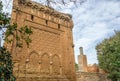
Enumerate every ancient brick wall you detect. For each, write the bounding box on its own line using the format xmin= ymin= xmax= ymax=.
xmin=76 ymin=72 xmax=111 ymax=81
xmin=10 ymin=0 xmax=76 ymax=81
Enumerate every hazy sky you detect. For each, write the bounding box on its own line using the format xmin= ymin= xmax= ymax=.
xmin=2 ymin=0 xmax=120 ymax=64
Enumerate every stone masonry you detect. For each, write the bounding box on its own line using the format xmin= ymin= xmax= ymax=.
xmin=77 ymin=47 xmax=110 ymax=81
xmin=76 ymin=72 xmax=110 ymax=81
xmin=10 ymin=0 xmax=76 ymax=81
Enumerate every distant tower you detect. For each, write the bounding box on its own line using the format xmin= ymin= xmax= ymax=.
xmin=78 ymin=47 xmax=88 ymax=72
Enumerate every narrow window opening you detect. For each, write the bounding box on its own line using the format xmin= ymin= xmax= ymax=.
xmin=31 ymin=15 xmax=34 ymax=21
xmin=58 ymin=24 xmax=60 ymax=29
xmin=46 ymin=20 xmax=48 ymax=25
xmin=72 ymin=44 xmax=74 ymax=48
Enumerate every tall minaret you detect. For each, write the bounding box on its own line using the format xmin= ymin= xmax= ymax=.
xmin=78 ymin=47 xmax=88 ymax=72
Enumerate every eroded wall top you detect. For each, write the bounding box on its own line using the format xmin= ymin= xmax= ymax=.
xmin=12 ymin=0 xmax=73 ymax=28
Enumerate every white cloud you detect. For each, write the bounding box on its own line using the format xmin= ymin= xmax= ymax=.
xmin=71 ymin=0 xmax=120 ymax=64
xmin=1 ymin=0 xmax=13 ymax=13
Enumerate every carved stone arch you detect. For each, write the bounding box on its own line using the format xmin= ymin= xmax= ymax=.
xmin=27 ymin=51 xmax=39 ymax=73
xmin=13 ymin=61 xmax=20 ymax=78
xmin=41 ymin=53 xmax=50 ymax=75
xmin=52 ymin=54 xmax=61 ymax=75
xmin=28 ymin=50 xmax=39 ymax=57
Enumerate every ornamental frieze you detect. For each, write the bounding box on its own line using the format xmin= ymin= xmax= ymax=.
xmin=17 ymin=0 xmax=71 ymax=21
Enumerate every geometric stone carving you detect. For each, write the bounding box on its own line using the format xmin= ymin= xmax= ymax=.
xmin=27 ymin=52 xmax=39 ymax=73
xmin=52 ymin=55 xmax=60 ymax=75
xmin=31 ymin=27 xmax=60 ymax=55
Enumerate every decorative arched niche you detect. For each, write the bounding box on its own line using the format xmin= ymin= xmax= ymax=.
xmin=27 ymin=51 xmax=39 ymax=73
xmin=52 ymin=54 xmax=61 ymax=75
xmin=41 ymin=53 xmax=50 ymax=75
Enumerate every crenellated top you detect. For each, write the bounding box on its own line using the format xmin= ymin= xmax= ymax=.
xmin=16 ymin=0 xmax=72 ymax=22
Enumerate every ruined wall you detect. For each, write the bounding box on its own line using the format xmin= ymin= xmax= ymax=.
xmin=76 ymin=72 xmax=111 ymax=81
xmin=11 ymin=0 xmax=76 ymax=81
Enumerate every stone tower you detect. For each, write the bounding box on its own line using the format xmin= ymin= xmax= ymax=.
xmin=78 ymin=47 xmax=87 ymax=72
xmin=10 ymin=0 xmax=76 ymax=81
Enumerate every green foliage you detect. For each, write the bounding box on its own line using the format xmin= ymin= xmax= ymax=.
xmin=0 ymin=1 xmax=16 ymax=81
xmin=75 ymin=63 xmax=79 ymax=71
xmin=0 ymin=2 xmax=10 ymax=25
xmin=19 ymin=26 xmax=32 ymax=47
xmin=5 ymin=23 xmax=33 ymax=48
xmin=0 ymin=13 xmax=10 ymax=25
xmin=96 ymin=31 xmax=120 ymax=81
xmin=0 ymin=47 xmax=16 ymax=81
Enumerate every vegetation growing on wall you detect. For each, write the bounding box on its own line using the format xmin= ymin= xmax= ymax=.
xmin=0 ymin=1 xmax=32 ymax=81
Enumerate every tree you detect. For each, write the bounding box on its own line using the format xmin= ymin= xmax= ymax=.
xmin=0 ymin=47 xmax=16 ymax=81
xmin=96 ymin=31 xmax=120 ymax=81
xmin=75 ymin=63 xmax=79 ymax=71
xmin=0 ymin=1 xmax=32 ymax=81
xmin=18 ymin=0 xmax=86 ymax=9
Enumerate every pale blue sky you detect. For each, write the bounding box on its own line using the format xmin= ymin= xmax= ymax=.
xmin=1 ymin=0 xmax=120 ymax=64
